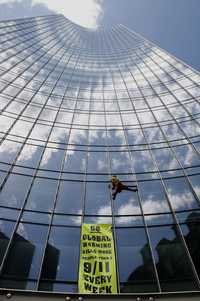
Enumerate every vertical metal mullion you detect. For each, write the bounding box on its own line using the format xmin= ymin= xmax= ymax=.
xmin=99 ymin=30 xmax=120 ymax=293
xmin=130 ymin=52 xmax=200 ymax=288
xmin=0 ymin=21 xmax=73 ymax=95
xmin=102 ymin=29 xmax=121 ymax=294
xmin=36 ymin=52 xmax=82 ymax=290
xmin=0 ymin=18 xmax=68 ymax=77
xmin=147 ymin=42 xmax=200 ymax=92
xmin=103 ymin=81 xmax=121 ymax=294
xmin=0 ymin=14 xmax=62 ymax=28
xmin=0 ymin=14 xmax=62 ymax=37
xmin=77 ymin=55 xmax=93 ymax=292
xmin=0 ymin=47 xmax=79 ymax=279
xmin=135 ymin=50 xmax=200 ymax=206
xmin=119 ymin=23 xmax=200 ymax=80
xmin=109 ymin=27 xmax=162 ymax=292
xmin=1 ymin=24 xmax=77 ymax=139
xmin=114 ymin=29 xmax=200 ymax=288
xmin=0 ymin=41 xmax=75 ymax=191
xmin=142 ymin=46 xmax=200 ymax=145
xmin=0 ymin=16 xmax=65 ymax=53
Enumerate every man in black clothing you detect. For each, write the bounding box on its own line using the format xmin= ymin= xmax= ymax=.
xmin=110 ymin=175 xmax=138 ymax=200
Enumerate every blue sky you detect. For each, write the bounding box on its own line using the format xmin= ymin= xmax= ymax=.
xmin=0 ymin=0 xmax=199 ymax=71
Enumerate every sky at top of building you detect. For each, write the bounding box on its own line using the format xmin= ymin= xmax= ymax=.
xmin=0 ymin=0 xmax=104 ymax=29
xmin=0 ymin=0 xmax=199 ymax=70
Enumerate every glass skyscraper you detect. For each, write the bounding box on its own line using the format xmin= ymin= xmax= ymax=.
xmin=0 ymin=14 xmax=200 ymax=297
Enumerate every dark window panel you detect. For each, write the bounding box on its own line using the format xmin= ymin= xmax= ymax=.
xmin=115 ymin=215 xmax=143 ymax=227
xmin=2 ymin=223 xmax=48 ymax=283
xmin=52 ymin=214 xmax=81 ymax=226
xmin=83 ymin=215 xmax=112 ymax=224
xmin=0 ymin=220 xmax=15 ymax=266
xmin=145 ymin=213 xmax=174 ymax=226
xmin=189 ymin=175 xmax=200 ymax=202
xmin=0 ymin=278 xmax=37 ymax=290
xmin=178 ymin=211 xmax=200 ymax=279
xmin=116 ymin=228 xmax=158 ymax=293
xmin=40 ymin=227 xmax=80 ymax=282
xmin=0 ymin=207 xmax=19 ymax=220
xmin=39 ymin=281 xmax=77 ymax=293
xmin=21 ymin=211 xmax=51 ymax=224
xmin=148 ymin=225 xmax=198 ymax=291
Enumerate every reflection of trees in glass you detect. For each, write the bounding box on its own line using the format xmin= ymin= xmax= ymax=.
xmin=181 ymin=211 xmax=200 ymax=278
xmin=121 ymin=217 xmax=199 ymax=293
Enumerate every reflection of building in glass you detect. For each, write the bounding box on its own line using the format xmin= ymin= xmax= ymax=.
xmin=0 ymin=14 xmax=200 ymax=296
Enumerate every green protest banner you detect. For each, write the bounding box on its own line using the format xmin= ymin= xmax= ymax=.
xmin=78 ymin=224 xmax=118 ymax=294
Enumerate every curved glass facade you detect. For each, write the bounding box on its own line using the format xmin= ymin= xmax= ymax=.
xmin=0 ymin=14 xmax=200 ymax=294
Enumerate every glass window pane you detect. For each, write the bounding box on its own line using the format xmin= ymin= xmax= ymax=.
xmin=25 ymin=178 xmax=58 ymax=212
xmin=164 ymin=177 xmax=199 ymax=211
xmin=148 ymin=225 xmax=198 ymax=291
xmin=87 ymin=152 xmax=108 ymax=173
xmin=16 ymin=145 xmax=43 ymax=168
xmin=55 ymin=181 xmax=83 ymax=214
xmin=139 ymin=180 xmax=170 ymax=214
xmin=110 ymin=152 xmax=132 ymax=174
xmin=152 ymin=148 xmax=179 ymax=171
xmin=131 ymin=150 xmax=156 ymax=173
xmin=179 ymin=211 xmax=200 ymax=279
xmin=2 ymin=223 xmax=48 ymax=283
xmin=85 ymin=182 xmax=111 ymax=215
xmin=0 ymin=174 xmax=31 ymax=208
xmin=39 ymin=148 xmax=65 ymax=171
xmin=0 ymin=140 xmax=21 ymax=164
xmin=63 ymin=150 xmax=86 ymax=173
xmin=116 ymin=228 xmax=158 ymax=293
xmin=0 ymin=220 xmax=15 ymax=265
xmin=40 ymin=227 xmax=80 ymax=282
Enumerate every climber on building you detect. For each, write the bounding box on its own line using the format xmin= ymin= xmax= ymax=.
xmin=109 ymin=175 xmax=138 ymax=200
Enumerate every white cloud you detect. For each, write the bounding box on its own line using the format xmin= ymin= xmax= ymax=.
xmin=47 ymin=0 xmax=103 ymax=28
xmin=0 ymin=0 xmax=104 ymax=28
